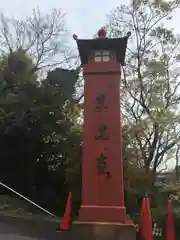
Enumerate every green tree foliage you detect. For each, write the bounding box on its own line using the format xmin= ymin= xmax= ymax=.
xmin=0 ymin=8 xmax=81 ymax=215
xmin=106 ymin=0 xmax=180 ymax=176
xmin=0 ymin=51 xmax=82 ymax=214
xmin=0 ymin=49 xmax=37 ymax=90
xmin=123 ymin=124 xmax=154 ymax=213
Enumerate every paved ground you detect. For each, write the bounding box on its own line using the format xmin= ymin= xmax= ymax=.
xmin=0 ymin=215 xmax=74 ymax=240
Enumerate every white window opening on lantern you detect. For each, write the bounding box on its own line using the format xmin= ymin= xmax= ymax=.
xmin=93 ymin=50 xmax=115 ymax=62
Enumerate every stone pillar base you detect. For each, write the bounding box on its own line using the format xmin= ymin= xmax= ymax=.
xmin=71 ymin=220 xmax=136 ymax=240
xmin=79 ymin=205 xmax=126 ymax=223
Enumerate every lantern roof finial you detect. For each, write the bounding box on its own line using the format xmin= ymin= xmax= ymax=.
xmin=97 ymin=27 xmax=107 ymax=38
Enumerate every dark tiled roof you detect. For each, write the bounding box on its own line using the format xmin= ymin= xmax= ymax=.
xmin=76 ymin=36 xmax=129 ymax=65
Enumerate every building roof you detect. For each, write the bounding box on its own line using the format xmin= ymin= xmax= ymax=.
xmin=73 ymin=29 xmax=130 ymax=65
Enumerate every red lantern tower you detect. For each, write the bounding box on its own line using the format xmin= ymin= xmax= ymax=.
xmin=73 ymin=28 xmax=135 ymax=240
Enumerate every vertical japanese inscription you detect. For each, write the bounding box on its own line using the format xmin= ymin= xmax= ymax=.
xmin=95 ymin=124 xmax=109 ymax=140
xmin=95 ymin=94 xmax=108 ymax=112
xmin=95 ymin=93 xmax=110 ymax=177
xmin=96 ymin=153 xmax=107 ymax=174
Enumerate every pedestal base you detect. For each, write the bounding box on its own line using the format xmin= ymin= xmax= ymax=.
xmin=79 ymin=205 xmax=126 ymax=223
xmin=72 ymin=220 xmax=136 ymax=240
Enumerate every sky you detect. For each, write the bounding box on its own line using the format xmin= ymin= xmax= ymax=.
xmin=1 ymin=0 xmax=180 ymax=47
xmin=0 ymin=0 xmax=128 ymax=40
xmin=0 ymin=0 xmax=131 ymax=59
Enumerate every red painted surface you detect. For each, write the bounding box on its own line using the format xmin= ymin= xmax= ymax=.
xmin=79 ymin=57 xmax=127 ymax=223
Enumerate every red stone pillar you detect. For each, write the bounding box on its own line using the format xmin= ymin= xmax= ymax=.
xmin=73 ymin=29 xmax=135 ymax=240
xmin=80 ymin=58 xmax=126 ymax=223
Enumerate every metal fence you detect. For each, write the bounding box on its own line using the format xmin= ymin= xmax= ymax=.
xmin=135 ymin=222 xmax=163 ymax=237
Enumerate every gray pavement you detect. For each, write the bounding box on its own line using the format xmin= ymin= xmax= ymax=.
xmin=0 ymin=215 xmax=74 ymax=240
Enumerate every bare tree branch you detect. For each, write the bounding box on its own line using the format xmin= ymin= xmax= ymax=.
xmin=107 ymin=1 xmax=180 ymax=175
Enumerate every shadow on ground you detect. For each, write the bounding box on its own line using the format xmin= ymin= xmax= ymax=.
xmin=0 ymin=215 xmax=76 ymax=240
